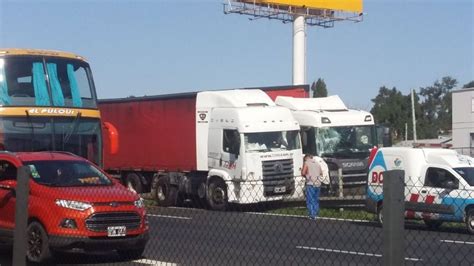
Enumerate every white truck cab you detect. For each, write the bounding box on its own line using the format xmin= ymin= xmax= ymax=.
xmin=275 ymin=95 xmax=376 ymax=194
xmin=196 ymin=90 xmax=304 ymax=209
xmin=367 ymin=147 xmax=474 ymax=233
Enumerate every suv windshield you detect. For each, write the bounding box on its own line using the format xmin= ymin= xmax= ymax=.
xmin=244 ymin=130 xmax=301 ymax=152
xmin=454 ymin=167 xmax=474 ymax=186
xmin=27 ymin=160 xmax=111 ymax=187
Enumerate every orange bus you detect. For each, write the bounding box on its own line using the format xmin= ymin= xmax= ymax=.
xmin=0 ymin=48 xmax=114 ymax=165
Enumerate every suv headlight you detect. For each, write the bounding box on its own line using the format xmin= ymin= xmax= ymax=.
xmin=55 ymin=200 xmax=92 ymax=211
xmin=134 ymin=198 xmax=145 ymax=208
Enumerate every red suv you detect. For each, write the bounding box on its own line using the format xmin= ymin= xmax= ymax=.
xmin=0 ymin=152 xmax=149 ymax=263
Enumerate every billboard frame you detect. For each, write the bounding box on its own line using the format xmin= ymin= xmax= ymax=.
xmin=224 ymin=0 xmax=363 ymax=28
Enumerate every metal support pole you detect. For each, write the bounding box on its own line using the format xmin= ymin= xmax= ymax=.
xmin=383 ymin=170 xmax=405 ymax=266
xmin=13 ymin=166 xmax=30 ymax=266
xmin=293 ymin=15 xmax=306 ymax=85
xmin=338 ymin=168 xmax=344 ymax=212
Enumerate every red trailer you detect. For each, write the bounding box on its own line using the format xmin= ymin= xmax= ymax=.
xmin=99 ymin=85 xmax=308 ymax=209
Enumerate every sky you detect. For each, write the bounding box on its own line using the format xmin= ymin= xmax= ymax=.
xmin=0 ymin=0 xmax=472 ymax=110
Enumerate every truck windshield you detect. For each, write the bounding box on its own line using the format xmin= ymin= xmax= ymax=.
xmin=0 ymin=56 xmax=96 ymax=108
xmin=26 ymin=160 xmax=111 ymax=187
xmin=316 ymin=125 xmax=375 ymax=158
xmin=0 ymin=117 xmax=101 ymax=165
xmin=244 ymin=130 xmax=301 ymax=152
xmin=454 ymin=168 xmax=474 ymax=186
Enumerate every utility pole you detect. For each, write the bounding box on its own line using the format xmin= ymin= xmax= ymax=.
xmin=405 ymin=123 xmax=408 ymax=141
xmin=411 ymin=89 xmax=417 ymax=142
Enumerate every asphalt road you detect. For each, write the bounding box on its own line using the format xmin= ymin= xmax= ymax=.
xmin=1 ymin=206 xmax=474 ymax=265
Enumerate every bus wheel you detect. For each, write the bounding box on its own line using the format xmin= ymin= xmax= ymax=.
xmin=207 ymin=178 xmax=228 ymax=211
xmin=155 ymin=176 xmax=178 ymax=207
xmin=466 ymin=209 xmax=474 ymax=234
xmin=125 ymin=173 xmax=143 ymax=194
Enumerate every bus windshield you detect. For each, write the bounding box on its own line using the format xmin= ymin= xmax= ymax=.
xmin=0 ymin=56 xmax=96 ymax=108
xmin=0 ymin=117 xmax=101 ymax=165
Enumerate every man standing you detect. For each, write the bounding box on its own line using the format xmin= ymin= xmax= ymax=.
xmin=301 ymin=154 xmax=323 ymax=220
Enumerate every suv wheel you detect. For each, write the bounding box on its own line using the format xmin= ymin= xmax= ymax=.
xmin=27 ymin=221 xmax=51 ymax=263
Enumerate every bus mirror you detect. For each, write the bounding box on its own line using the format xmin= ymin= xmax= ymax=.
xmin=103 ymin=122 xmax=119 ymax=155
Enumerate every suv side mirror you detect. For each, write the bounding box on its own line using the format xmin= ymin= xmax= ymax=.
xmin=0 ymin=180 xmax=17 ymax=195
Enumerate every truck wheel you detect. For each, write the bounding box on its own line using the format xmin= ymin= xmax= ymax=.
xmin=424 ymin=219 xmax=443 ymax=230
xmin=125 ymin=173 xmax=143 ymax=194
xmin=207 ymin=179 xmax=228 ymax=211
xmin=377 ymin=204 xmax=383 ymax=226
xmin=155 ymin=176 xmax=178 ymax=207
xmin=26 ymin=221 xmax=52 ymax=263
xmin=466 ymin=209 xmax=474 ymax=234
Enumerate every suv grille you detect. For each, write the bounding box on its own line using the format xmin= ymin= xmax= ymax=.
xmin=262 ymin=159 xmax=294 ymax=196
xmin=85 ymin=212 xmax=141 ymax=232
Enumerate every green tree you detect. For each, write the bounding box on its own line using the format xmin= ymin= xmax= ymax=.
xmin=463 ymin=80 xmax=474 ymax=88
xmin=311 ymin=78 xmax=328 ymax=98
xmin=370 ymin=86 xmax=414 ymax=141
xmin=418 ymin=76 xmax=457 ymax=137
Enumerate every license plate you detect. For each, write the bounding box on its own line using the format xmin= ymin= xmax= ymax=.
xmin=274 ymin=186 xmax=286 ymax=193
xmin=107 ymin=226 xmax=126 ymax=237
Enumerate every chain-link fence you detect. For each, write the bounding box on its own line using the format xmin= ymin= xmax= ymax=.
xmin=1 ymin=153 xmax=474 ymax=265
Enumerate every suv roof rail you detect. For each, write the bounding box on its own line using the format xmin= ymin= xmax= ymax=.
xmin=49 ymin=151 xmax=81 ymax=158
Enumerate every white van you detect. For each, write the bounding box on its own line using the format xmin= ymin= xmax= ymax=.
xmin=366 ymin=147 xmax=474 ymax=233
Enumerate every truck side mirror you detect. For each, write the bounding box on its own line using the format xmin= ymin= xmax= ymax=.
xmin=103 ymin=122 xmax=119 ymax=155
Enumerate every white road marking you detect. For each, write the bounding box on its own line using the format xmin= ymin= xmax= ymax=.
xmin=440 ymin=240 xmax=474 ymax=245
xmin=246 ymin=211 xmax=372 ymax=223
xmin=147 ymin=214 xmax=192 ymax=220
xmin=133 ymin=258 xmax=177 ymax=265
xmin=296 ymin=246 xmax=422 ymax=262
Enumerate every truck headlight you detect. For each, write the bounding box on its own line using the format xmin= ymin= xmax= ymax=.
xmin=55 ymin=200 xmax=92 ymax=211
xmin=134 ymin=198 xmax=145 ymax=208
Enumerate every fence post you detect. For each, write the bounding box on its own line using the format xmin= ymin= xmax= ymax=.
xmin=383 ymin=169 xmax=405 ymax=266
xmin=12 ymin=166 xmax=30 ymax=266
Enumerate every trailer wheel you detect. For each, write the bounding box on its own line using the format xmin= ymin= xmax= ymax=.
xmin=155 ymin=176 xmax=178 ymax=207
xmin=207 ymin=178 xmax=228 ymax=211
xmin=466 ymin=209 xmax=474 ymax=234
xmin=125 ymin=173 xmax=143 ymax=194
